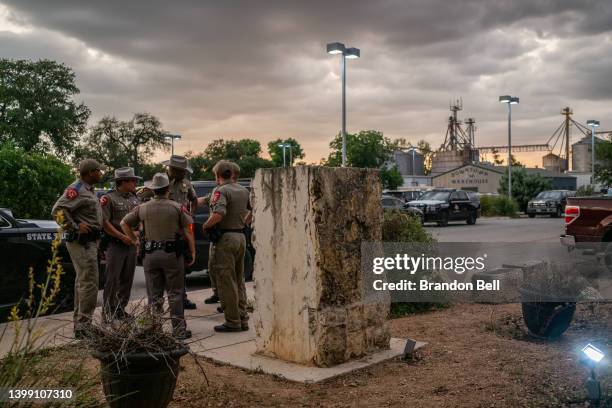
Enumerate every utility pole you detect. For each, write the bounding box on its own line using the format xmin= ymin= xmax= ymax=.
xmin=562 ymin=107 xmax=572 ymax=171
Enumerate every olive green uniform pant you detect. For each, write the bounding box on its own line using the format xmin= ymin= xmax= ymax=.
xmin=143 ymin=251 xmax=187 ymax=333
xmin=208 ymin=244 xmax=218 ymax=297
xmin=212 ymin=232 xmax=248 ymax=328
xmin=66 ymin=241 xmax=99 ymax=330
xmin=103 ymin=242 xmax=136 ymax=317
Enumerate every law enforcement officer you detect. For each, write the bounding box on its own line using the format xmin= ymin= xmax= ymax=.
xmin=51 ymin=159 xmax=105 ymax=339
xmin=163 ymin=155 xmax=198 ymax=310
xmin=203 ymin=161 xmax=250 ymax=332
xmin=203 ymin=161 xmax=245 ymax=306
xmin=121 ymin=173 xmax=195 ymax=340
xmin=100 ymin=167 xmax=141 ymax=320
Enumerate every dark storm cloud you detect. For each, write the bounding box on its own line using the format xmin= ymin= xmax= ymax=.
xmin=1 ymin=0 xmax=612 ymax=161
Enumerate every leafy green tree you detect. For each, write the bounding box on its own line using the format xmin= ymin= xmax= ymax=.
xmin=0 ymin=143 xmax=73 ymax=219
xmin=74 ymin=113 xmax=170 ymax=178
xmin=0 ymin=59 xmax=90 ymax=158
xmin=380 ymin=166 xmax=403 ymax=190
xmin=186 ymin=139 xmax=273 ymax=180
xmin=267 ymin=138 xmax=304 ymax=167
xmin=498 ymin=167 xmax=552 ymax=211
xmin=325 ymin=130 xmax=403 ymax=189
xmin=416 ymin=140 xmax=433 ymax=174
xmin=595 ymin=136 xmax=612 ymax=186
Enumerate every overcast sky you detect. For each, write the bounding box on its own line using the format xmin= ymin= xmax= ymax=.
xmin=1 ymin=1 xmax=611 ymax=165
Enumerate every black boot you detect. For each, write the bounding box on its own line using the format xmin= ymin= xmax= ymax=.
xmin=204 ymin=294 xmax=220 ymax=304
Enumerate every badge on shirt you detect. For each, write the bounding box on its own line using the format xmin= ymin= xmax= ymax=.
xmin=100 ymin=196 xmax=109 ymax=206
xmin=212 ymin=191 xmax=221 ymax=204
xmin=65 ymin=188 xmax=78 ymax=200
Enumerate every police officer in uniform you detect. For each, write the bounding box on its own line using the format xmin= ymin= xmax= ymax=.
xmin=100 ymin=167 xmax=141 ymax=320
xmin=51 ymin=159 xmax=105 ymax=338
xmin=163 ymin=155 xmax=198 ymax=310
xmin=203 ymin=161 xmax=250 ymax=332
xmin=121 ymin=173 xmax=195 ymax=339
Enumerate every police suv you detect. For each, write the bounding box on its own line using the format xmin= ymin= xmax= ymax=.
xmin=0 ymin=208 xmax=78 ymax=320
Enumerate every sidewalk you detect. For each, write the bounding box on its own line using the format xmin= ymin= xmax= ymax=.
xmin=0 ymin=284 xmax=256 ymax=358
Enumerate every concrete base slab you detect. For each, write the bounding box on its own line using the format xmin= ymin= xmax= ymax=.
xmin=198 ymin=338 xmax=426 ymax=383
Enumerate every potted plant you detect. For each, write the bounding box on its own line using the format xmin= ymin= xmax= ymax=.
xmin=83 ymin=305 xmax=190 ymax=408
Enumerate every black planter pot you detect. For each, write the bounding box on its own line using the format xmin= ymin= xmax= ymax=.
xmin=92 ymin=347 xmax=188 ymax=408
xmin=520 ymin=287 xmax=576 ymax=339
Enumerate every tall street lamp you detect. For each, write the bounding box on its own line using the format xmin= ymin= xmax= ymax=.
xmin=278 ymin=143 xmax=288 ymax=167
xmin=587 ymin=119 xmax=600 ymax=183
xmin=407 ymin=146 xmax=418 ymax=176
xmin=165 ymin=134 xmax=182 ymax=156
xmin=327 ymin=42 xmax=360 ymax=167
xmin=499 ymin=95 xmax=519 ymax=200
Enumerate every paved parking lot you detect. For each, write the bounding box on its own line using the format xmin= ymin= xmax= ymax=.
xmin=425 ymin=216 xmax=565 ymax=243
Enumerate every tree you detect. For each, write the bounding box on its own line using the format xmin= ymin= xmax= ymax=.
xmin=0 ymin=59 xmax=90 ymax=158
xmin=416 ymin=140 xmax=433 ymax=174
xmin=74 ymin=113 xmax=170 ymax=178
xmin=267 ymin=138 xmax=305 ymax=167
xmin=498 ymin=167 xmax=552 ymax=211
xmin=595 ymin=136 xmax=612 ymax=186
xmin=491 ymin=149 xmax=504 ymax=165
xmin=186 ymin=138 xmax=274 ymax=180
xmin=325 ymin=130 xmax=403 ymax=189
xmin=0 ymin=143 xmax=73 ymax=219
xmin=380 ymin=166 xmax=403 ymax=190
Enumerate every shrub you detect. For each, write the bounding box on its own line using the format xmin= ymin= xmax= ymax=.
xmin=382 ymin=209 xmax=444 ymax=316
xmin=576 ymin=185 xmax=596 ymax=197
xmin=480 ymin=195 xmax=518 ymax=217
xmin=0 ymin=143 xmax=73 ymax=219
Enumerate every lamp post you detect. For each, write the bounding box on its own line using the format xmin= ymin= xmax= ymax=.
xmin=499 ymin=95 xmax=519 ymax=200
xmin=327 ymin=42 xmax=360 ymax=167
xmin=587 ymin=119 xmax=600 ymax=184
xmin=407 ymin=146 xmax=418 ymax=176
xmin=278 ymin=143 xmax=294 ymax=167
xmin=165 ymin=134 xmax=182 ymax=156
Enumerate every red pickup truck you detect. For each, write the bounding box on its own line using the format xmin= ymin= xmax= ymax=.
xmin=561 ymin=196 xmax=612 ymax=247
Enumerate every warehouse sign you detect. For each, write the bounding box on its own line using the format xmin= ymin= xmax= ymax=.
xmin=433 ymin=165 xmax=503 ymax=193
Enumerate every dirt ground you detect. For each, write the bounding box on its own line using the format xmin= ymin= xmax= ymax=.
xmin=43 ymin=303 xmax=612 ymax=407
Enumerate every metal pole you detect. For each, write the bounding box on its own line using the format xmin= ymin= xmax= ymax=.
xmin=412 ymin=148 xmax=415 ymax=176
xmin=508 ymin=103 xmax=512 ymax=200
xmin=341 ymin=53 xmax=347 ymax=167
xmin=289 ymin=145 xmax=293 ymax=166
xmin=591 ymin=126 xmax=595 ymax=181
xmin=282 ymin=146 xmax=286 ymax=167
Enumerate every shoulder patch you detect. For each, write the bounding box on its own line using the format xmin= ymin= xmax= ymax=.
xmin=65 ymin=188 xmax=78 ymax=200
xmin=212 ymin=191 xmax=221 ymax=204
xmin=100 ymin=196 xmax=109 ymax=206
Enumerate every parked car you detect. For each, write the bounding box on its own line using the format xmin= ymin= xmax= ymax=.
xmin=526 ymin=190 xmax=576 ymax=218
xmin=191 ymin=180 xmax=255 ymax=281
xmin=380 ymin=195 xmax=424 ymax=222
xmin=382 ymin=189 xmax=422 ymax=203
xmin=407 ymin=189 xmax=480 ymax=226
xmin=0 ymin=208 xmax=79 ymax=320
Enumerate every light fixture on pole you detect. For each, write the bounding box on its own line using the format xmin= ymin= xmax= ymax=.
xmin=165 ymin=134 xmax=182 ymax=156
xmin=278 ymin=143 xmax=288 ymax=167
xmin=499 ymin=95 xmax=519 ymax=200
xmin=327 ymin=42 xmax=360 ymax=167
xmin=586 ymin=120 xmax=600 ymax=183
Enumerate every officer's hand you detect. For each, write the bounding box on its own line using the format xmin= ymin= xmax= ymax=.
xmin=120 ymin=235 xmax=133 ymax=246
xmin=188 ymin=252 xmax=196 ymax=267
xmin=78 ymin=222 xmax=92 ymax=234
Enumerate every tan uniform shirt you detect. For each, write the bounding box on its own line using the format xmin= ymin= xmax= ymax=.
xmin=51 ymin=179 xmax=103 ymax=231
xmin=210 ymin=182 xmax=250 ymax=230
xmin=101 ymin=190 xmax=140 ymax=230
xmin=122 ymin=197 xmax=192 ymax=241
xmin=168 ymin=177 xmax=197 ymax=209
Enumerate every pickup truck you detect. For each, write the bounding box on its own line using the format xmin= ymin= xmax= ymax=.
xmin=560 ymin=196 xmax=612 ymax=246
xmin=0 ymin=208 xmax=77 ymax=320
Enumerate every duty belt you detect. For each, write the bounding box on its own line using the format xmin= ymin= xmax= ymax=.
xmin=144 ymin=240 xmax=181 ymax=253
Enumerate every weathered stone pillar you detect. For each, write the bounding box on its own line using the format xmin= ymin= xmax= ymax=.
xmin=251 ymin=166 xmax=390 ymax=367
